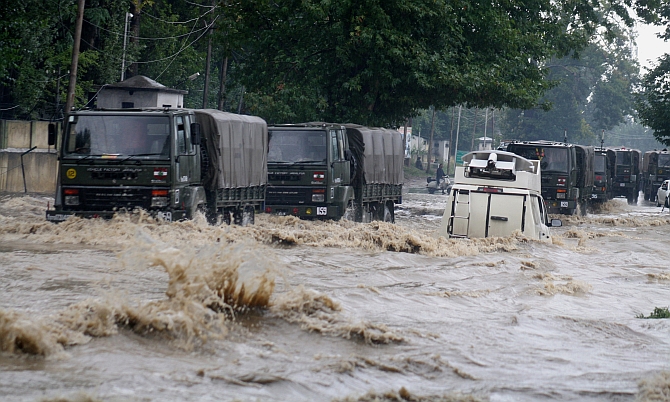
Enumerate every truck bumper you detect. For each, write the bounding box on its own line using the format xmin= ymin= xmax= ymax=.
xmin=264 ymin=204 xmax=342 ymax=219
xmin=46 ymin=208 xmax=186 ymax=222
xmin=545 ymin=199 xmax=576 ymax=213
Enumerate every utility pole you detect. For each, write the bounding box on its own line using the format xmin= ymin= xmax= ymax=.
xmin=202 ymin=29 xmax=213 ymax=108
xmin=447 ymin=107 xmax=455 ymax=175
xmin=217 ymin=57 xmax=228 ymax=111
xmin=65 ymin=0 xmax=85 ymax=116
xmin=426 ymin=106 xmax=436 ymax=174
xmin=453 ymin=105 xmax=462 ymax=169
xmin=121 ymin=12 xmax=133 ymax=81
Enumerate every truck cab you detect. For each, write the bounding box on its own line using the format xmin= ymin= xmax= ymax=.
xmin=507 ymin=141 xmax=594 ymax=215
xmin=590 ymin=147 xmax=616 ymax=204
xmin=264 ymin=124 xmax=354 ymax=219
xmin=611 ymin=147 xmax=641 ymax=204
xmin=46 ymin=108 xmax=204 ymax=222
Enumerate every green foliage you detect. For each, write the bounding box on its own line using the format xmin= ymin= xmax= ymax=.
xmin=0 ymin=0 xmax=665 ymax=132
xmin=226 ymin=0 xmax=617 ymax=126
xmin=636 ymin=54 xmax=670 ymax=146
xmin=500 ymin=34 xmax=640 ymax=145
xmin=637 ymin=307 xmax=670 ymax=319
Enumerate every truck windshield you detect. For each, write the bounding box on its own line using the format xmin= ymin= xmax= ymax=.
xmin=594 ymin=154 xmax=606 ymax=173
xmin=508 ymin=145 xmax=569 ymax=173
xmin=63 ymin=115 xmax=170 ymax=158
xmin=616 ymin=151 xmax=631 ymax=166
xmin=268 ymin=130 xmax=327 ymax=163
xmin=659 ymin=154 xmax=670 ymax=167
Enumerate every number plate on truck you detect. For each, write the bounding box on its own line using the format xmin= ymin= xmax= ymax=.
xmin=316 ymin=207 xmax=327 ymax=216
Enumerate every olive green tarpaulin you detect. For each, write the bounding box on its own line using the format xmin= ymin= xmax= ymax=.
xmin=194 ymin=109 xmax=267 ymax=189
xmin=344 ymin=124 xmax=404 ymax=185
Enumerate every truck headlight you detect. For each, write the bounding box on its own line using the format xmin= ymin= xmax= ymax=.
xmin=64 ymin=195 xmax=80 ymax=205
xmin=151 ymin=197 xmax=169 ymax=207
xmin=312 ymin=194 xmax=325 ymax=202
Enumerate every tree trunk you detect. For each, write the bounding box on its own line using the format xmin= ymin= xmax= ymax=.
xmin=426 ymin=106 xmax=435 ymax=174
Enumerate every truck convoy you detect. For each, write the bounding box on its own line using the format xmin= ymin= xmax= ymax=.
xmin=46 ymin=108 xmax=267 ymax=225
xmin=642 ymin=149 xmax=670 ymax=203
xmin=506 ymin=141 xmax=594 ymax=215
xmin=438 ymin=150 xmax=559 ymax=241
xmin=610 ymin=147 xmax=641 ymax=204
xmin=264 ymin=123 xmax=403 ymax=222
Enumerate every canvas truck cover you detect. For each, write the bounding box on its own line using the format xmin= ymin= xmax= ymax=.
xmin=575 ymin=145 xmax=595 ymax=188
xmin=194 ymin=109 xmax=267 ymax=189
xmin=344 ymin=124 xmax=404 ymax=185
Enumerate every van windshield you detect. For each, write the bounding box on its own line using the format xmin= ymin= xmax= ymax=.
xmin=64 ymin=115 xmax=170 ymax=158
xmin=268 ymin=130 xmax=327 ymax=163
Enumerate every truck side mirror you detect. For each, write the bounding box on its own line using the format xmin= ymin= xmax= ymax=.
xmin=48 ymin=123 xmax=56 ymax=146
xmin=190 ymin=122 xmax=201 ymax=146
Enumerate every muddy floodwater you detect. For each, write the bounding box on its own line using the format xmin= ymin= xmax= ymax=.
xmin=1 ymin=188 xmax=670 ymax=402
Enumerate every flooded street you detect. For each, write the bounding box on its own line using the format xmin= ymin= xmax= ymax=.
xmin=1 ymin=188 xmax=670 ymax=401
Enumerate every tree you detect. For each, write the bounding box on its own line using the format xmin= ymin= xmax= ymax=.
xmin=500 ymin=28 xmax=640 ymax=145
xmin=225 ymin=0 xmax=624 ymax=126
xmin=637 ymin=54 xmax=670 ymax=145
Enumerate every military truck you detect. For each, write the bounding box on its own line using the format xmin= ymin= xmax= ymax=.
xmin=264 ymin=123 xmax=403 ymax=222
xmin=506 ymin=141 xmax=594 ymax=215
xmin=589 ymin=147 xmax=616 ymax=205
xmin=610 ymin=147 xmax=641 ymax=204
xmin=45 ymin=108 xmax=267 ymax=225
xmin=642 ymin=149 xmax=670 ymax=202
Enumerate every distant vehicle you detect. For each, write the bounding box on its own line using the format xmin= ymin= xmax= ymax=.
xmin=438 ymin=150 xmax=560 ymax=242
xmin=657 ymin=180 xmax=670 ymax=207
xmin=264 ymin=123 xmax=403 ymax=222
xmin=590 ymin=147 xmax=616 ymax=205
xmin=426 ymin=176 xmax=451 ymax=194
xmin=611 ymin=147 xmax=641 ymax=204
xmin=642 ymin=149 xmax=670 ymax=203
xmin=46 ymin=108 xmax=267 ymax=225
xmin=506 ymin=141 xmax=594 ymax=215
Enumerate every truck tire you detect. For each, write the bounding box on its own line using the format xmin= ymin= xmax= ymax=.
xmin=241 ymin=206 xmax=255 ymax=226
xmin=383 ymin=201 xmax=395 ymax=223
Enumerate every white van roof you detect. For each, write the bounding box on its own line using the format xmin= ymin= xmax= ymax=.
xmin=456 ymin=150 xmax=541 ymax=193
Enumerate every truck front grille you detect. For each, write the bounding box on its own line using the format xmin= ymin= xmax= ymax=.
xmin=266 ymin=186 xmax=309 ymax=205
xmin=66 ymin=187 xmax=151 ymax=211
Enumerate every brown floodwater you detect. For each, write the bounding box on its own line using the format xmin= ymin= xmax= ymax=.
xmin=1 ymin=189 xmax=669 ymax=402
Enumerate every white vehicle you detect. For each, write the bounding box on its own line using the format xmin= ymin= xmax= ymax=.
xmin=438 ymin=150 xmax=561 ymax=242
xmin=657 ymin=179 xmax=670 ymax=207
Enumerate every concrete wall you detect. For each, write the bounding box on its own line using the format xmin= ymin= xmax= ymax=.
xmin=0 ymin=119 xmax=58 ymax=194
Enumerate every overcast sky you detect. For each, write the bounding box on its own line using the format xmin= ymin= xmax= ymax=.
xmin=636 ymin=23 xmax=668 ymax=70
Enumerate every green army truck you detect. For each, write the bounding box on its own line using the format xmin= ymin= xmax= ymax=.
xmin=507 ymin=141 xmax=594 ymax=215
xmin=642 ymin=149 xmax=670 ymax=203
xmin=45 ymin=108 xmax=267 ymax=224
xmin=611 ymin=147 xmax=641 ymax=204
xmin=590 ymin=147 xmax=616 ymax=205
xmin=264 ymin=123 xmax=403 ymax=222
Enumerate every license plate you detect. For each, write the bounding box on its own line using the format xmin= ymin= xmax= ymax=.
xmin=316 ymin=207 xmax=327 ymax=216
xmin=560 ymin=201 xmax=569 ymax=207
xmin=620 ymin=183 xmax=626 ymax=186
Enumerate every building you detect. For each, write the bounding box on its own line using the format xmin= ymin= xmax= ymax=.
xmin=96 ymin=75 xmax=187 ymax=109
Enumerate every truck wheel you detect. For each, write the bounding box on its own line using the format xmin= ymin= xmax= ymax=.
xmin=222 ymin=208 xmax=232 ymax=225
xmin=241 ymin=206 xmax=255 ymax=226
xmin=383 ymin=201 xmax=395 ymax=223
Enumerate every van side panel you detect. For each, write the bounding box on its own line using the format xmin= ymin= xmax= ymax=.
xmin=488 ymin=193 xmax=525 ymax=238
